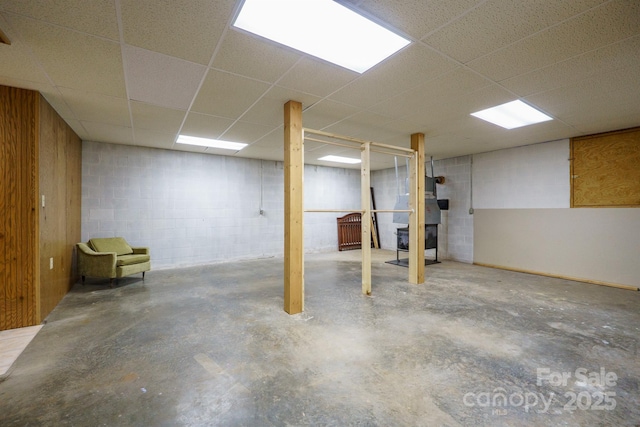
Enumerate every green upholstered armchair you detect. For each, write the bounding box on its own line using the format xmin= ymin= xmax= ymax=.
xmin=77 ymin=237 xmax=150 ymax=287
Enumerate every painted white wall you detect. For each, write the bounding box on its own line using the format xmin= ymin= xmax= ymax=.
xmin=471 ymin=138 xmax=639 ymax=288
xmin=474 ymin=208 xmax=640 ymax=288
xmin=472 ymin=139 xmax=570 ymax=209
xmin=82 ymin=141 xmax=360 ymax=269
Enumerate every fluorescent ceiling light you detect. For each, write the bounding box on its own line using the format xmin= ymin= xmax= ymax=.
xmin=471 ymin=100 xmax=553 ymax=129
xmin=233 ymin=0 xmax=411 ymax=73
xmin=318 ymin=155 xmax=361 ymax=164
xmin=176 ymin=135 xmax=247 ymax=150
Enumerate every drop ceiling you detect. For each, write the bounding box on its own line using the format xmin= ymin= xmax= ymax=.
xmin=0 ymin=0 xmax=638 ymax=170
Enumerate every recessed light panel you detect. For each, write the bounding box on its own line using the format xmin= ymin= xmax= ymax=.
xmin=233 ymin=0 xmax=411 ymax=73
xmin=176 ymin=135 xmax=247 ymax=150
xmin=471 ymin=100 xmax=553 ymax=129
xmin=318 ymin=155 xmax=361 ymax=164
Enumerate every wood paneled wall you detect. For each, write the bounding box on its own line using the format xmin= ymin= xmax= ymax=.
xmin=0 ymin=86 xmax=39 ymax=330
xmin=0 ymin=85 xmax=81 ymax=330
xmin=39 ymin=95 xmax=81 ymax=320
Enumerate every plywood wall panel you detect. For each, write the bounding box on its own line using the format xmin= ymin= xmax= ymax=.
xmin=38 ymin=95 xmax=81 ymax=321
xmin=0 ymin=85 xmax=39 ymax=330
xmin=0 ymin=85 xmax=80 ymax=331
xmin=65 ymin=119 xmax=82 ymax=290
xmin=571 ymin=127 xmax=640 ymax=207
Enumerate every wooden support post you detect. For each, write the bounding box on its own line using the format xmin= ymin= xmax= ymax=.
xmin=409 ymin=133 xmax=425 ymax=284
xmin=361 ymin=142 xmax=372 ymax=295
xmin=284 ymin=100 xmax=304 ymax=314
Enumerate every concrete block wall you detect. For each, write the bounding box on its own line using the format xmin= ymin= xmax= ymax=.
xmin=82 ymin=141 xmax=360 ymax=269
xmin=370 ymin=166 xmax=409 ymax=251
xmin=304 ymin=165 xmax=361 ymax=252
xmin=370 ymin=155 xmax=473 ymax=264
xmin=370 ymin=139 xmax=572 ymax=265
xmin=432 ymin=156 xmax=473 ymax=263
xmin=472 ymin=139 xmax=570 ymax=208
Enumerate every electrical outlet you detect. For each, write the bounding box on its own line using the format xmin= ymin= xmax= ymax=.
xmin=42 ymin=195 xmax=45 ymax=208
xmin=49 ymin=257 xmax=53 ymax=269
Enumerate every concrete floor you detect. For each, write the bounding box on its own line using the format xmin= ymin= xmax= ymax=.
xmin=0 ymin=249 xmax=638 ymax=426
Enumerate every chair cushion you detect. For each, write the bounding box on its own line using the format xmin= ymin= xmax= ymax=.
xmin=89 ymin=237 xmax=133 ymax=256
xmin=116 ymin=254 xmax=151 ymax=266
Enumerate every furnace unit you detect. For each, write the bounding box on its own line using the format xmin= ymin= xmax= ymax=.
xmin=387 ymin=175 xmax=442 ymax=267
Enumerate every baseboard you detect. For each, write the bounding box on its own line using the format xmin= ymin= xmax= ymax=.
xmin=473 ymin=262 xmax=639 ymax=292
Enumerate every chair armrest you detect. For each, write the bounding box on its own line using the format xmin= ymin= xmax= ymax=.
xmin=132 ymin=247 xmax=150 ymax=255
xmin=77 ymin=243 xmax=117 ymax=278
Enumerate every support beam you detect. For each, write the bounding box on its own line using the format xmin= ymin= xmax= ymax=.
xmin=284 ymin=101 xmax=304 ymax=314
xmin=409 ymin=133 xmax=425 ymax=284
xmin=361 ymin=142 xmax=372 ymax=295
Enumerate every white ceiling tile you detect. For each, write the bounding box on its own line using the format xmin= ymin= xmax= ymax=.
xmin=0 ymin=47 xmax=49 ymax=85
xmin=190 ymin=69 xmax=271 ymax=118
xmin=212 ymin=29 xmax=301 ymax=83
xmin=6 ymin=15 xmax=126 ymax=97
xmin=357 ymin=0 xmax=483 ymax=40
xmin=133 ymin=128 xmax=177 ymax=149
xmin=130 ymin=101 xmax=186 ymax=134
xmin=423 ymin=0 xmax=606 ymax=63
xmin=322 ymin=110 xmax=399 ymax=142
xmin=237 ymin=98 xmax=286 ymax=129
xmin=263 ymin=86 xmax=322 ymax=108
xmin=40 ymin=90 xmax=76 ymax=119
xmin=0 ymin=15 xmax=50 ymax=84
xmin=276 ymin=57 xmax=358 ymax=97
xmin=381 ymin=118 xmax=427 ymax=140
xmin=0 ymin=0 xmax=119 ymax=40
xmin=221 ymin=121 xmax=276 ymax=145
xmin=500 ymin=35 xmax=640 ymax=96
xmin=59 ymin=87 xmax=130 ymax=127
xmin=526 ymin=64 xmax=640 ymax=126
xmin=81 ymin=121 xmax=134 ymax=145
xmin=366 ymin=87 xmax=429 ymax=120
xmin=526 ymin=65 xmax=639 ymax=111
xmin=241 ymin=87 xmax=321 ymax=128
xmin=301 ymin=100 xmax=361 ymax=130
xmin=368 ymin=67 xmax=490 ymax=119
xmin=433 ymin=84 xmax=518 ymax=124
xmin=120 ymin=0 xmax=235 ymax=65
xmin=180 ymin=112 xmax=235 ymax=140
xmin=467 ymin=0 xmax=640 ymax=81
xmin=482 ymin=120 xmax=576 ymax=150
xmin=563 ymin=97 xmax=640 ymax=134
xmin=329 ymin=44 xmax=458 ymax=108
xmin=0 ymin=0 xmax=637 ymax=165
xmin=250 ymin=127 xmax=284 ymax=149
xmin=124 ymin=45 xmax=206 ymax=110
xmin=301 ymin=140 xmax=332 ymax=154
